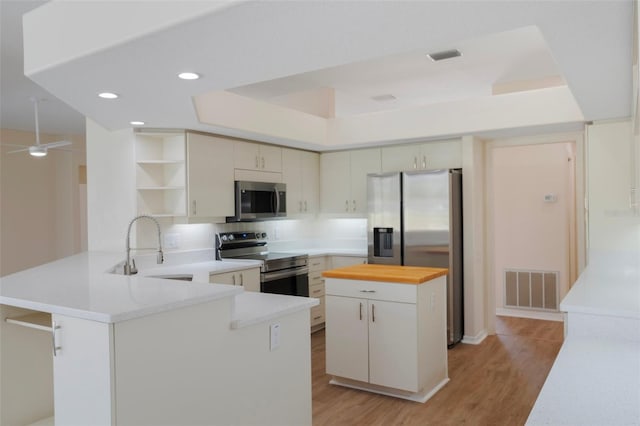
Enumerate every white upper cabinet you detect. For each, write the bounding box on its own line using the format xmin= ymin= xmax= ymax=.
xmin=320 ymin=148 xmax=381 ymax=215
xmin=381 ymin=139 xmax=462 ymax=172
xmin=234 ymin=141 xmax=282 ymax=173
xmin=187 ymin=132 xmax=234 ymax=218
xmin=282 ymin=148 xmax=319 ymax=216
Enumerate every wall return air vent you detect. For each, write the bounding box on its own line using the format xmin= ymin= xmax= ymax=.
xmin=504 ymin=269 xmax=559 ymax=312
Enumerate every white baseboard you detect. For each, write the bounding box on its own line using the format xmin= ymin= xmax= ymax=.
xmin=330 ymin=376 xmax=450 ymax=403
xmin=496 ymin=308 xmax=564 ymax=322
xmin=461 ymin=329 xmax=488 ymax=345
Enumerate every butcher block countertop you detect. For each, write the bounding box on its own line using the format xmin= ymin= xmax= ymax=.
xmin=322 ymin=264 xmax=448 ymax=284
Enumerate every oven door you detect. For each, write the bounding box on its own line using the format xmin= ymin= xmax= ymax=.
xmin=261 ymin=267 xmax=309 ymax=297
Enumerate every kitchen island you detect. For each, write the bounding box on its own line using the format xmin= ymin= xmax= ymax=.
xmin=323 ymin=264 xmax=449 ymax=403
xmin=0 ymin=251 xmax=317 ymax=426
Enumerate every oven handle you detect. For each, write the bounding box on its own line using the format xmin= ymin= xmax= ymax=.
xmin=261 ymin=267 xmax=309 ymax=282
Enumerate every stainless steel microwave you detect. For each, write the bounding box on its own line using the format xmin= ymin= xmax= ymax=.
xmin=226 ymin=181 xmax=286 ymax=222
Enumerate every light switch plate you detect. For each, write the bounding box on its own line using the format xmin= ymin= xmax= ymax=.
xmin=270 ymin=323 xmax=281 ymax=351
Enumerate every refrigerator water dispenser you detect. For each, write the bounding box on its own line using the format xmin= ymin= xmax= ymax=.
xmin=373 ymin=227 xmax=394 ymax=257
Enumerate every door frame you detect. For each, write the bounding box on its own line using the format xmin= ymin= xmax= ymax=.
xmin=484 ymin=131 xmax=586 ymax=333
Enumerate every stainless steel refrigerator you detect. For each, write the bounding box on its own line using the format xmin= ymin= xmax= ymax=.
xmin=367 ymin=169 xmax=463 ymax=346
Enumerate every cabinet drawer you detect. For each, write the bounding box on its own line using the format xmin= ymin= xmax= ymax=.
xmin=308 ymin=257 xmax=327 ymax=272
xmin=310 ymin=297 xmax=325 ymax=325
xmin=325 ymin=278 xmax=417 ymax=304
xmin=309 ymin=271 xmax=324 ymax=287
xmin=309 ymin=282 xmax=325 ymax=298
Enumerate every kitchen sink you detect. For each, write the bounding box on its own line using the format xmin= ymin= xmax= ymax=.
xmin=146 ymin=274 xmax=193 ymax=282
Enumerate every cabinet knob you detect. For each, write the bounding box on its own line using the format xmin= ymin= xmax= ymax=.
xmin=304 ymin=200 xmax=308 ymax=212
xmin=239 ymin=273 xmax=243 ymax=286
xmin=371 ymin=304 xmax=376 ymax=322
xmin=422 ymin=156 xmax=426 ymax=169
xmin=261 ymin=157 xmax=265 ymax=169
xmin=352 ymin=200 xmax=356 ymax=212
xmin=345 ymin=200 xmax=349 ymax=212
xmin=192 ymin=200 xmax=197 ymax=216
xmin=232 ymin=274 xmax=236 ymax=285
xmin=413 ymin=156 xmax=417 ymax=169
xmin=359 ymin=302 xmax=363 ymax=320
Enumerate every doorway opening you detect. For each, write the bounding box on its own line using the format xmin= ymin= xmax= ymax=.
xmin=486 ymin=140 xmax=578 ymax=323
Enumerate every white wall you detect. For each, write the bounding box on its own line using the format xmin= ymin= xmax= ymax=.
xmin=0 ymin=128 xmax=86 ymax=276
xmin=490 ymin=142 xmax=574 ymax=315
xmin=461 ymin=136 xmax=487 ymax=343
xmin=587 ymin=120 xmax=640 ymax=252
xmin=86 ymin=119 xmax=136 ymax=251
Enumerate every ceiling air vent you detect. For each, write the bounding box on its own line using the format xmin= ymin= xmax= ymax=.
xmin=427 ymin=49 xmax=462 ymax=62
xmin=371 ymin=94 xmax=397 ymax=102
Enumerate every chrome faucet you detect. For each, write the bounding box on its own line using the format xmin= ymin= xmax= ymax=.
xmin=124 ymin=215 xmax=164 ymax=275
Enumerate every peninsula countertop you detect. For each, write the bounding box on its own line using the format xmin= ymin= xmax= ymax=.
xmin=322 ymin=264 xmax=448 ymax=284
xmin=0 ymin=251 xmax=316 ymax=325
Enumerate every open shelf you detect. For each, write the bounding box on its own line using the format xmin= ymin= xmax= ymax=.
xmin=135 ymin=131 xmax=187 ymax=219
xmin=136 ymin=160 xmax=184 ymax=165
xmin=5 ymin=312 xmax=52 ymax=332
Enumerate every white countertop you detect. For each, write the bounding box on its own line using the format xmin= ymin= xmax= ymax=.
xmin=274 ymin=248 xmax=367 ymax=257
xmin=0 ymin=251 xmax=311 ymax=326
xmin=231 ymin=292 xmax=319 ymax=329
xmin=139 ymin=259 xmax=263 ymax=283
xmin=528 ymin=249 xmax=640 ymax=425
xmin=0 ymin=252 xmax=245 ymax=323
xmin=560 ymin=250 xmax=640 ymax=319
xmin=526 ymin=336 xmax=640 ymax=425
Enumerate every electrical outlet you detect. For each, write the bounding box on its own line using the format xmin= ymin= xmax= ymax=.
xmin=164 ymin=233 xmax=180 ymax=249
xmin=270 ymin=323 xmax=281 ymax=351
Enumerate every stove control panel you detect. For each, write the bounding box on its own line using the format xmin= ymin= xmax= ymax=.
xmin=218 ymin=232 xmax=267 ymax=242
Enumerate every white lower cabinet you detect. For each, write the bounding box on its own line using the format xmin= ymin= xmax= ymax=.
xmin=52 ymin=315 xmax=114 ymax=425
xmin=326 ymin=295 xmax=417 ymax=391
xmin=308 ymin=256 xmax=327 ymax=330
xmin=325 ymin=276 xmax=448 ymax=399
xmin=210 ymin=267 xmax=260 ymax=292
xmin=330 ymin=256 xmax=367 ymax=269
xmin=325 ymin=295 xmax=369 ymax=382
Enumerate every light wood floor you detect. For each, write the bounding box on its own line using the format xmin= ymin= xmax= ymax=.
xmin=311 ymin=316 xmax=564 ymax=426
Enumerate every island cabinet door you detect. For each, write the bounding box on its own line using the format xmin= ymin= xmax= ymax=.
xmin=52 ymin=314 xmax=115 ymax=425
xmin=368 ymin=300 xmax=419 ymax=392
xmin=325 ymin=295 xmax=369 ymax=382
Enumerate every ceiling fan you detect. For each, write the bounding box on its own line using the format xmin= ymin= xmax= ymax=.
xmin=6 ymin=97 xmax=72 ymax=157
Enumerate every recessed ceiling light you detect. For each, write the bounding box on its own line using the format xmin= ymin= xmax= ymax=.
xmin=130 ymin=121 xmax=145 ymax=126
xmin=178 ymin=72 xmax=200 ymax=80
xmin=427 ymin=49 xmax=462 ymax=62
xmin=98 ymin=92 xmax=119 ymax=99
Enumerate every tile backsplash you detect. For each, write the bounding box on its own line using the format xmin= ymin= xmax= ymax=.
xmin=136 ymin=218 xmax=368 ymax=254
